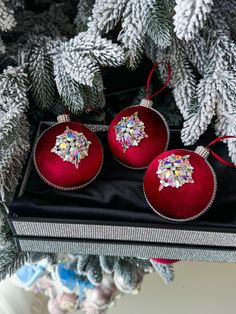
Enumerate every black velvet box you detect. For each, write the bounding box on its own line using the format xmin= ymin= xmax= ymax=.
xmin=8 ymin=121 xmax=236 ymax=262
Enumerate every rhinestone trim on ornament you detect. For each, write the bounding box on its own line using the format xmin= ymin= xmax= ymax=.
xmin=51 ymin=126 xmax=91 ymax=169
xmin=114 ymin=111 xmax=148 ymax=152
xmin=157 ymin=154 xmax=194 ymax=191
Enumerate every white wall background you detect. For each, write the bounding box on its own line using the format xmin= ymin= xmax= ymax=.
xmin=109 ymin=261 xmax=236 ymax=314
xmin=1 ymin=261 xmax=236 ymax=314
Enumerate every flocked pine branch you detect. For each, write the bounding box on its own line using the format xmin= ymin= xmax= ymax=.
xmin=6 ymin=2 xmax=73 ymax=60
xmin=117 ymin=0 xmax=150 ymax=68
xmin=50 ymin=32 xmax=124 ymax=113
xmin=173 ymin=0 xmax=214 ymax=41
xmin=89 ymin=0 xmax=174 ymax=68
xmin=53 ymin=40 xmax=86 ymax=114
xmin=26 ymin=36 xmax=56 ymax=110
xmin=87 ymin=0 xmax=236 ymax=159
xmin=183 ymin=34 xmax=207 ymax=75
xmin=146 ymin=10 xmax=236 ymax=164
xmin=0 ymin=116 xmax=29 ymax=207
xmin=0 ymin=36 xmax=5 ymax=55
xmin=0 ymin=0 xmax=24 ymax=33
xmin=77 ymin=255 xmax=173 ymax=291
xmin=0 ymin=217 xmax=57 ymax=280
xmin=62 ymin=32 xmax=125 ymax=85
xmin=18 ymin=3 xmax=72 ymax=38
xmin=0 ymin=66 xmax=30 ymax=207
xmin=212 ymin=0 xmax=236 ymax=38
xmin=0 ymin=0 xmax=16 ymax=32
xmin=77 ymin=255 xmax=103 ymax=286
xmin=181 ymin=77 xmax=217 ymax=146
xmin=75 ymin=0 xmax=94 ymax=32
xmin=113 ymin=257 xmax=142 ymax=293
xmin=88 ymin=0 xmax=127 ymax=34
xmin=0 ymin=67 xmax=29 ymax=143
xmin=166 ymin=38 xmax=197 ymax=120
xmin=181 ymin=31 xmax=236 ymax=163
xmin=150 ymin=259 xmax=174 ymax=284
xmin=0 ymin=65 xmax=52 ymax=280
xmin=207 ymin=7 xmax=231 ymax=37
xmin=81 ymin=78 xmax=105 ymax=111
xmin=145 ymin=37 xmax=193 ymax=120
xmin=0 ymin=234 xmax=28 ymax=280
xmin=146 ymin=0 xmax=174 ymax=49
xmin=215 ymin=109 xmax=236 ymax=163
xmin=99 ymin=256 xmax=118 ymax=274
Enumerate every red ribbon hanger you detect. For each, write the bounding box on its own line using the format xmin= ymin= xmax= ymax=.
xmin=206 ymin=136 xmax=236 ymax=167
xmin=145 ymin=62 xmax=172 ymax=101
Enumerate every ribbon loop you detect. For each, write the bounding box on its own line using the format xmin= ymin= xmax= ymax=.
xmin=145 ymin=62 xmax=172 ymax=100
xmin=206 ymin=136 xmax=236 ymax=167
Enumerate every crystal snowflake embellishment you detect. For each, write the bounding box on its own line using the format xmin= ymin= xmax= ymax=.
xmin=157 ymin=154 xmax=194 ymax=191
xmin=114 ymin=111 xmax=148 ymax=152
xmin=51 ymin=127 xmax=91 ymax=169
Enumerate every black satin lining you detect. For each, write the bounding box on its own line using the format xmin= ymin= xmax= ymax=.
xmin=10 ymin=123 xmax=236 ymax=229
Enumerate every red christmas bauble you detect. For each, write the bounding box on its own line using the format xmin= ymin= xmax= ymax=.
xmin=108 ymin=101 xmax=169 ymax=169
xmin=144 ymin=146 xmax=217 ymax=221
xmin=150 ymin=258 xmax=178 ymax=264
xmin=34 ymin=115 xmax=103 ymax=190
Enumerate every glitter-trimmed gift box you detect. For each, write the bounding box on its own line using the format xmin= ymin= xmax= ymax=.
xmin=7 ymin=121 xmax=236 ymax=262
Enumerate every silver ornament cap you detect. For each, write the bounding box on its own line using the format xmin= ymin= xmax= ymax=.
xmin=195 ymin=145 xmax=210 ymax=159
xmin=57 ymin=114 xmax=70 ymax=123
xmin=140 ymin=98 xmax=153 ymax=108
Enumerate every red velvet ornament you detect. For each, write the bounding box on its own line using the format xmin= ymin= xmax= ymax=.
xmin=108 ymin=63 xmax=171 ymax=169
xmin=144 ymin=137 xmax=236 ymax=221
xmin=150 ymin=258 xmax=178 ymax=264
xmin=34 ymin=115 xmax=103 ymax=190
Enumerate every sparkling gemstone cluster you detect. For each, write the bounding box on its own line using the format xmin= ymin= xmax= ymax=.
xmin=114 ymin=111 xmax=148 ymax=152
xmin=157 ymin=154 xmax=194 ymax=191
xmin=51 ymin=127 xmax=91 ymax=169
